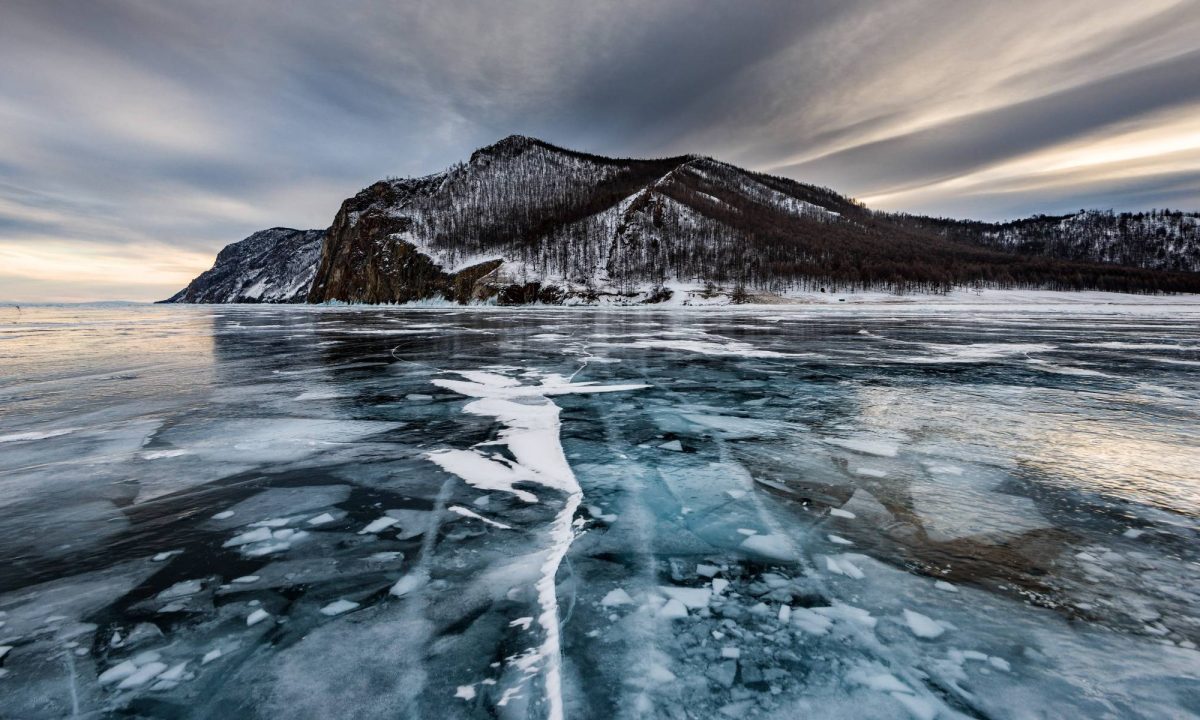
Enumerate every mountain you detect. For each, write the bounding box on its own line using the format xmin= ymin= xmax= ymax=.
xmin=164 ymin=227 xmax=324 ymax=303
xmin=166 ymin=136 xmax=1200 ymax=304
xmin=899 ymin=209 xmax=1200 ymax=273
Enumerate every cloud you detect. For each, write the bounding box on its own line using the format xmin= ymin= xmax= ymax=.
xmin=0 ymin=0 xmax=1197 ymax=300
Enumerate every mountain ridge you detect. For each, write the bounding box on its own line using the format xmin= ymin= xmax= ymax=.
xmin=165 ymin=136 xmax=1200 ymax=304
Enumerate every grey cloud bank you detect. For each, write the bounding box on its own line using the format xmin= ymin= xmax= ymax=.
xmin=1 ymin=0 xmax=1197 ymax=300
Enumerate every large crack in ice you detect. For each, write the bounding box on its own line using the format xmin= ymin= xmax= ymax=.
xmin=426 ymin=369 xmax=648 ymax=720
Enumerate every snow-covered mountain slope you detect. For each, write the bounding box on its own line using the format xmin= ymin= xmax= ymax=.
xmin=168 ymin=136 xmax=1200 ymax=304
xmin=975 ymin=210 xmax=1200 ymax=273
xmin=164 ymin=228 xmax=324 ymax=303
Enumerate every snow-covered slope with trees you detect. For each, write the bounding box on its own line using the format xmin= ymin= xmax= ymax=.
xmin=164 ymin=228 xmax=324 ymax=303
xmin=166 ymin=136 xmax=1200 ymax=304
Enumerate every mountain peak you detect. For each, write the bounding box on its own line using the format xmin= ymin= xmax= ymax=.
xmin=469 ymin=134 xmax=543 ymax=163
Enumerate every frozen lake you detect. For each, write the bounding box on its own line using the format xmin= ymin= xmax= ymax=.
xmin=2 ymin=302 xmax=1199 ymax=719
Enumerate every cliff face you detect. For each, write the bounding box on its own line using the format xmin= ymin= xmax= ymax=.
xmin=163 ymin=228 xmax=324 ymax=303
xmin=167 ymin=135 xmax=1200 ymax=304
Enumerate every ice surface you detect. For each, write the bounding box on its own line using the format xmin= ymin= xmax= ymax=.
xmin=5 ymin=305 xmax=1200 ymax=719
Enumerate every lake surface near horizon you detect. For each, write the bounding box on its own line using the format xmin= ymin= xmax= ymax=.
xmin=2 ymin=303 xmax=1199 ymax=719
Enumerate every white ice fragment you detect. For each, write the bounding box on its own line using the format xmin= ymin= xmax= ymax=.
xmin=389 ymin=573 xmax=426 ymax=597
xmin=739 ymin=533 xmax=796 ymax=561
xmin=791 ymin=608 xmax=834 ymax=635
xmin=157 ymin=579 xmax=203 ymax=599
xmin=829 ymin=508 xmax=856 ymax=519
xmin=0 ymin=646 xmax=9 ymax=661
xmin=720 ymin=646 xmax=741 ymax=659
xmin=934 ymin=580 xmax=958 ymax=592
xmin=223 ymin=527 xmax=273 ymax=547
xmin=152 ymin=550 xmax=182 ymax=562
xmin=658 ymin=586 xmax=712 ymax=609
xmin=358 ymin=516 xmax=399 ymax=534
xmin=813 ymin=604 xmax=876 ymax=628
xmin=244 ymin=540 xmax=292 ymax=556
xmin=726 ymin=489 xmax=747 ymax=500
xmin=1123 ymin=528 xmax=1146 ymax=539
xmin=855 ymin=468 xmax=888 ymax=478
xmin=824 ymin=556 xmax=865 ymax=579
xmin=903 ymin=609 xmax=945 ymax=639
xmin=988 ymin=656 xmax=1011 ymax=672
xmin=696 ymin=563 xmax=720 ymax=577
xmin=455 ymin=685 xmax=476 ymax=700
xmin=250 ymin=518 xmax=290 ymax=528
xmin=712 ymin=578 xmax=730 ymax=594
xmin=510 ymin=617 xmax=533 ymax=630
xmin=232 ymin=575 xmax=259 ymax=584
xmin=98 ymin=660 xmax=139 ymax=685
xmin=201 ymin=649 xmax=222 ymax=664
xmin=117 ymin=661 xmax=167 ymax=689
xmin=828 ymin=534 xmax=853 ymax=545
xmin=658 ymin=598 xmax=689 ymax=620
xmin=448 ymin=505 xmax=513 ymax=529
xmin=857 ymin=672 xmax=912 ymax=694
xmin=319 ymin=599 xmax=360 ymax=616
xmin=825 ymin=438 xmax=899 ymax=457
xmin=158 ymin=662 xmax=188 ymax=682
xmin=659 ymin=440 xmax=684 ymax=452
xmin=601 ymin=589 xmax=635 ymax=607
xmin=778 ymin=605 xmax=792 ymax=623
xmin=211 ymin=511 xmax=234 ymax=520
xmin=246 ymin=609 xmax=270 ymax=626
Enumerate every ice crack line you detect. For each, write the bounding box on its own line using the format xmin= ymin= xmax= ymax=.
xmin=425 ymin=369 xmax=648 ymax=720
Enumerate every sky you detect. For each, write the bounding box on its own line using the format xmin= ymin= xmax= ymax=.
xmin=2 ymin=0 xmax=1199 ymax=301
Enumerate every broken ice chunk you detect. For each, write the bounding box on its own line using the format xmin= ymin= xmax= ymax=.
xmin=696 ymin=563 xmax=720 ymax=577
xmin=201 ymin=649 xmax=222 ymax=664
xmin=829 ymin=508 xmax=856 ymax=519
xmin=455 ymin=685 xmax=476 ymax=700
xmin=358 ymin=516 xmax=399 ymax=534
xmin=158 ymin=662 xmax=188 ymax=682
xmin=712 ymin=578 xmax=730 ymax=594
xmin=231 ymin=575 xmax=260 ymax=584
xmin=658 ymin=586 xmax=712 ymax=609
xmin=601 ymin=588 xmax=635 ymax=607
xmin=739 ymin=533 xmax=796 ymax=561
xmin=934 ymin=580 xmax=958 ymax=592
xmin=152 ymin=550 xmax=183 ymax=562
xmin=117 ymin=661 xmax=168 ymax=689
xmin=825 ymin=556 xmax=865 ymax=579
xmin=223 ymin=527 xmax=273 ymax=547
xmin=157 ymin=579 xmax=203 ymax=599
xmin=319 ymin=599 xmax=360 ymax=616
xmin=98 ymin=660 xmax=139 ymax=685
xmin=246 ymin=609 xmax=270 ymax=626
xmin=903 ymin=609 xmax=945 ymax=639
xmin=307 ymin=512 xmax=336 ymax=526
xmin=828 ymin=534 xmax=853 ymax=545
xmin=659 ymin=440 xmax=684 ymax=452
xmin=658 ymin=598 xmax=689 ymax=620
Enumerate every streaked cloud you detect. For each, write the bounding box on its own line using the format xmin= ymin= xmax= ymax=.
xmin=1 ymin=0 xmax=1196 ymax=300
